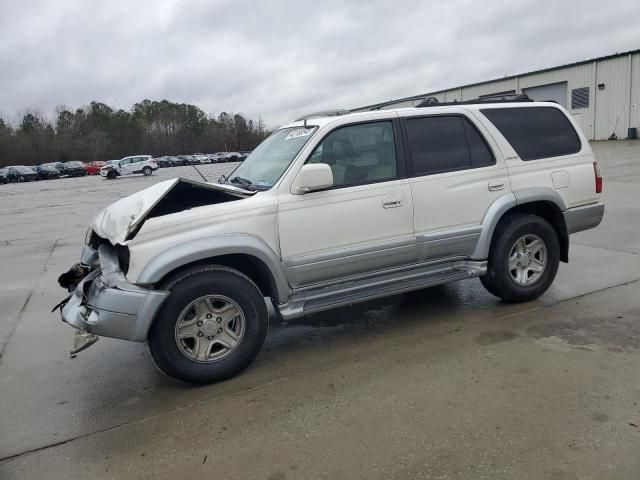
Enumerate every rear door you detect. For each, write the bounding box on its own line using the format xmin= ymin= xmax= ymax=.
xmin=400 ymin=109 xmax=510 ymax=261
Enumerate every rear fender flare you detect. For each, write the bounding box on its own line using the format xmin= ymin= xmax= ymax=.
xmin=472 ymin=188 xmax=567 ymax=260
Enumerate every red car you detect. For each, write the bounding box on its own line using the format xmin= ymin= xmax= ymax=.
xmin=85 ymin=161 xmax=106 ymax=175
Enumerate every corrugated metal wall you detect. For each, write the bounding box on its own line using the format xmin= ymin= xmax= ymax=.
xmin=360 ymin=51 xmax=640 ymax=140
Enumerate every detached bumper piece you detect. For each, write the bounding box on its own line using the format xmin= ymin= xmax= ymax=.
xmin=58 ymin=244 xmax=169 ymax=343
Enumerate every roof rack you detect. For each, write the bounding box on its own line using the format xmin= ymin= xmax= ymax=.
xmin=295 ymin=109 xmax=351 ymax=121
xmin=415 ymin=93 xmax=533 ymax=108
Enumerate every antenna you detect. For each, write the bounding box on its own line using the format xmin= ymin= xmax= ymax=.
xmin=192 ymin=164 xmax=208 ymax=182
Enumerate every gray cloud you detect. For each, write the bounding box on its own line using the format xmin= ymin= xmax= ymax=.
xmin=1 ymin=0 xmax=639 ymax=127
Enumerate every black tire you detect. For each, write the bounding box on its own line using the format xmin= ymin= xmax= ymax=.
xmin=106 ymin=170 xmax=117 ymax=180
xmin=142 ymin=166 xmax=152 ymax=176
xmin=480 ymin=213 xmax=560 ymax=303
xmin=148 ymin=265 xmax=268 ymax=384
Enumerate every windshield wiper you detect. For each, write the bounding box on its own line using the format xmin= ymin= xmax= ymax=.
xmin=229 ymin=176 xmax=256 ymax=190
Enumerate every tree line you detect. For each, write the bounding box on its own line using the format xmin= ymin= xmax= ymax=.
xmin=0 ymin=100 xmax=270 ymax=167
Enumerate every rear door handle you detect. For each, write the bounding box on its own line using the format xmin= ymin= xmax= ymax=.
xmin=488 ymin=181 xmax=505 ymax=191
xmin=382 ymin=197 xmax=403 ymax=209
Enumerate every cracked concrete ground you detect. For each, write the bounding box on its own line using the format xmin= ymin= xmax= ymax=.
xmin=0 ymin=144 xmax=639 ymax=479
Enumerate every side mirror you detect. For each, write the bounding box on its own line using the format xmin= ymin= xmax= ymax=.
xmin=292 ymin=164 xmax=334 ymax=194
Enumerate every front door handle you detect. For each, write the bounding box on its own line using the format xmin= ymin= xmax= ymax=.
xmin=488 ymin=181 xmax=505 ymax=191
xmin=382 ymin=197 xmax=403 ymax=209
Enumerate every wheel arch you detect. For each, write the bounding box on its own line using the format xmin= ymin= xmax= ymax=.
xmin=137 ymin=234 xmax=291 ymax=304
xmin=473 ymin=189 xmax=569 ymax=263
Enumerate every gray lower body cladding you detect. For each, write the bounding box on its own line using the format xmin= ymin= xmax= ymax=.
xmin=564 ymin=202 xmax=605 ymax=234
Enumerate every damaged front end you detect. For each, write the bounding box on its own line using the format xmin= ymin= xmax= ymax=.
xmin=55 ymin=243 xmax=169 ymax=354
xmin=54 ymin=178 xmax=254 ymax=355
xmin=55 ymin=241 xmax=169 ymax=351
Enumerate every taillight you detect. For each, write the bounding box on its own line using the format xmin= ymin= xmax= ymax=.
xmin=593 ymin=161 xmax=603 ymax=193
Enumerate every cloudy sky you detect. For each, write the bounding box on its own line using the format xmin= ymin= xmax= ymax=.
xmin=1 ymin=0 xmax=639 ymax=127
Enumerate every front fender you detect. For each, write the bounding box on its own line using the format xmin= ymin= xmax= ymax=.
xmin=136 ymin=234 xmax=291 ymax=304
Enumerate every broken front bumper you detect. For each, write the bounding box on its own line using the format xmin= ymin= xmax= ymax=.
xmin=59 ymin=244 xmax=169 ymax=342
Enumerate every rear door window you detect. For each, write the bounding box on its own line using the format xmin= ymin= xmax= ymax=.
xmin=480 ymin=106 xmax=581 ymax=160
xmin=404 ymin=115 xmax=495 ymax=176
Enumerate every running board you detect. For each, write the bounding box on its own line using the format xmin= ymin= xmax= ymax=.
xmin=277 ymin=261 xmax=485 ymax=320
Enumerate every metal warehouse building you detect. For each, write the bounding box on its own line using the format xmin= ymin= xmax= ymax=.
xmin=355 ymin=49 xmax=640 ymax=141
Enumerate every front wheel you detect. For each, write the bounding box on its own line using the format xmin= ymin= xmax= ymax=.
xmin=148 ymin=265 xmax=268 ymax=384
xmin=142 ymin=166 xmax=152 ymax=176
xmin=480 ymin=213 xmax=560 ymax=303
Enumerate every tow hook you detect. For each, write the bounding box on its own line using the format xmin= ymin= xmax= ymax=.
xmin=70 ymin=329 xmax=99 ymax=357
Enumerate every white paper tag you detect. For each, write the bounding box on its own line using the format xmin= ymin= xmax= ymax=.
xmin=285 ymin=128 xmax=313 ymax=140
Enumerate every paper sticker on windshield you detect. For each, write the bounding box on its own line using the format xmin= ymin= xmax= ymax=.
xmin=285 ymin=128 xmax=313 ymax=140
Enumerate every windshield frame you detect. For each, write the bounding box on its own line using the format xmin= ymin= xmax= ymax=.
xmin=225 ymin=126 xmax=318 ymax=191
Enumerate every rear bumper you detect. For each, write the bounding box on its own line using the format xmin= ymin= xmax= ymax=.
xmin=564 ymin=202 xmax=605 ymax=234
xmin=60 ymin=244 xmax=169 ymax=342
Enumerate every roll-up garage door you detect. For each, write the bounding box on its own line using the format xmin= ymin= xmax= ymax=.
xmin=523 ymin=82 xmax=568 ymax=108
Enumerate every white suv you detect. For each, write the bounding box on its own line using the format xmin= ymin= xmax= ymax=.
xmin=57 ymin=99 xmax=604 ymax=384
xmin=100 ymin=155 xmax=158 ymax=179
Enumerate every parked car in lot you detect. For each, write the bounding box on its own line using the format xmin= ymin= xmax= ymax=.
xmin=85 ymin=161 xmax=106 ymax=175
xmin=57 ymin=98 xmax=604 ymax=384
xmin=6 ymin=165 xmax=38 ymax=182
xmin=33 ymin=164 xmax=61 ymax=180
xmin=193 ymin=153 xmax=210 ymax=164
xmin=154 ymin=156 xmax=173 ymax=168
xmin=56 ymin=161 xmax=87 ymax=177
xmin=0 ymin=168 xmax=8 ymax=184
xmin=209 ymin=152 xmax=226 ymax=163
xmin=100 ymin=155 xmax=158 ymax=179
xmin=224 ymin=151 xmax=242 ymax=162
xmin=175 ymin=155 xmax=194 ymax=166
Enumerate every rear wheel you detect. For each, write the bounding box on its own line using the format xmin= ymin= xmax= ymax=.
xmin=148 ymin=265 xmax=268 ymax=384
xmin=480 ymin=213 xmax=560 ymax=303
xmin=142 ymin=166 xmax=152 ymax=176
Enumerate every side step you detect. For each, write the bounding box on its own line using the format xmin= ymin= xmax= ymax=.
xmin=278 ymin=262 xmax=484 ymax=320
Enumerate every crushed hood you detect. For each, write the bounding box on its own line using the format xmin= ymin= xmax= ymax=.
xmin=92 ymin=178 xmax=252 ymax=244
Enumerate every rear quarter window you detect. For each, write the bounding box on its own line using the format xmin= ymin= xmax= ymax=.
xmin=480 ymin=106 xmax=581 ymax=161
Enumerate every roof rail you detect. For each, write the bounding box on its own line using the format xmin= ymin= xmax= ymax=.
xmin=295 ymin=109 xmax=350 ymax=121
xmin=415 ymin=93 xmax=533 ymax=108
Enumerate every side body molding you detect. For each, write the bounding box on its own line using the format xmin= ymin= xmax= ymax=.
xmin=136 ymin=234 xmax=291 ymax=304
xmin=471 ymin=187 xmax=569 ymax=260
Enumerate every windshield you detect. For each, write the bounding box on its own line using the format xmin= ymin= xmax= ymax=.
xmin=226 ymin=126 xmax=317 ymax=190
xmin=67 ymin=161 xmax=84 ymax=167
xmin=16 ymin=166 xmax=34 ymax=173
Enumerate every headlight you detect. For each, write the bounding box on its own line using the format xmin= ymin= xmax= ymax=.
xmin=85 ymin=228 xmax=93 ymax=245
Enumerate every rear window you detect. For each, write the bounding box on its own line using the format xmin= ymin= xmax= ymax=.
xmin=481 ymin=106 xmax=581 ymax=160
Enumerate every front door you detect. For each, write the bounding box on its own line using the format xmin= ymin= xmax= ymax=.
xmin=278 ymin=120 xmax=416 ymax=288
